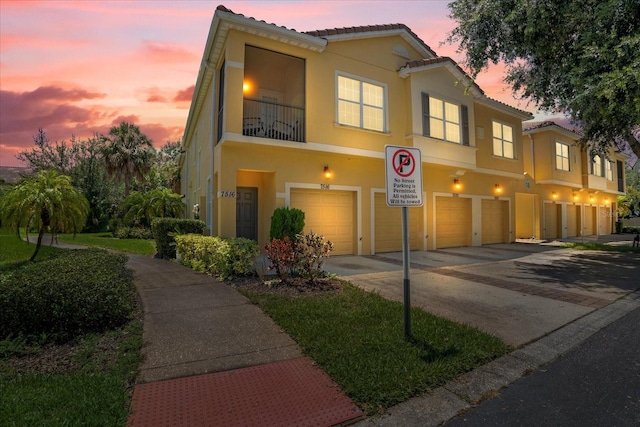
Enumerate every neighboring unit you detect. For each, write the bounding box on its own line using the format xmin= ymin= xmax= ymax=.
xmin=521 ymin=121 xmax=626 ymax=240
xmin=180 ymin=5 xmax=625 ymax=254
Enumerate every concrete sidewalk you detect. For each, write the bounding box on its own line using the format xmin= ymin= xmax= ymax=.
xmin=125 ymin=254 xmax=363 ymax=426
xmin=32 ymin=236 xmax=640 ymax=425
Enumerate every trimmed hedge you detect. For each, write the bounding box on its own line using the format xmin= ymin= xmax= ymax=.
xmin=114 ymin=226 xmax=154 ymax=240
xmin=151 ymin=218 xmax=205 ymax=259
xmin=175 ymin=235 xmax=260 ymax=279
xmin=0 ymin=249 xmax=136 ymax=342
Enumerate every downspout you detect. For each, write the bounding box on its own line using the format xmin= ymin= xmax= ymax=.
xmin=527 ymin=134 xmax=535 ymax=179
xmin=202 ymin=60 xmax=217 ymax=234
xmin=527 ymin=134 xmax=536 ymax=238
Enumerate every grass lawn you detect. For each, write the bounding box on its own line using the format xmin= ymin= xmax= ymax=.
xmin=57 ymin=232 xmax=156 ymax=255
xmin=242 ymin=284 xmax=510 ymax=415
xmin=0 ymin=227 xmax=143 ymax=426
xmin=0 ymin=320 xmax=143 ymax=427
xmin=0 ymin=228 xmax=59 ymax=272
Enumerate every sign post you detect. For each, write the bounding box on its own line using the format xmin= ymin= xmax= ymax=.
xmin=384 ymin=145 xmax=423 ymax=339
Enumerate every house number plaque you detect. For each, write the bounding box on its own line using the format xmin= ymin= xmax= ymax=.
xmin=217 ymin=191 xmax=238 ymax=198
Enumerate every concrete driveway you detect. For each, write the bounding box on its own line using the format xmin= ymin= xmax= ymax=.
xmin=324 ymin=242 xmax=639 ymax=347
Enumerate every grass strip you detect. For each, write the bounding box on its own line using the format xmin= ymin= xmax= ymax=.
xmin=563 ymin=241 xmax=640 ymax=253
xmin=57 ymin=232 xmax=156 ymax=255
xmin=243 ymin=284 xmax=509 ymax=415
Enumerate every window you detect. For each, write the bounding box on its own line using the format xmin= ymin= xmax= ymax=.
xmin=337 ymin=75 xmax=385 ymax=132
xmin=592 ymin=155 xmax=603 ymax=176
xmin=606 ymin=160 xmax=614 ymax=181
xmin=555 ymin=141 xmax=570 ymax=171
xmin=492 ymin=121 xmax=514 ymax=159
xmin=422 ymin=94 xmax=468 ymax=144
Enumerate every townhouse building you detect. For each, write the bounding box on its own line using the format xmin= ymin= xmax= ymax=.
xmin=520 ymin=122 xmax=626 ymax=240
xmin=180 ymin=5 xmax=625 ymax=254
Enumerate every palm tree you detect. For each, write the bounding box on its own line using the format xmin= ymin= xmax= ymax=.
xmin=123 ymin=188 xmax=184 ymax=228
xmin=102 ymin=122 xmax=155 ymax=197
xmin=0 ymin=170 xmax=89 ymax=261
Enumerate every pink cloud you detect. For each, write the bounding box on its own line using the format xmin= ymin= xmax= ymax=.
xmin=140 ymin=41 xmax=198 ymax=64
xmin=0 ymin=86 xmax=186 ymax=166
xmin=173 ymin=85 xmax=195 ymax=103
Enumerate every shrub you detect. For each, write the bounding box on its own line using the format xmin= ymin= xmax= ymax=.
xmin=615 ymin=220 xmax=623 ymax=234
xmin=264 ymin=237 xmax=297 ymax=283
xmin=152 ymin=218 xmax=205 ymax=259
xmin=175 ymin=235 xmax=260 ymax=279
xmin=622 ymin=225 xmax=640 ymax=234
xmin=295 ymin=231 xmax=333 ymax=284
xmin=0 ymin=249 xmax=136 ymax=342
xmin=114 ymin=226 xmax=154 ymax=240
xmin=265 ymin=232 xmax=333 ymax=285
xmin=269 ymin=207 xmax=305 ymax=241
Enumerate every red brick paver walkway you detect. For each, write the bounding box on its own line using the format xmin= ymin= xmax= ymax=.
xmin=127 ymin=357 xmax=363 ymax=427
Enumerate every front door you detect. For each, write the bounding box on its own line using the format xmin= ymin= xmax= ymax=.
xmin=236 ymin=187 xmax=258 ymax=241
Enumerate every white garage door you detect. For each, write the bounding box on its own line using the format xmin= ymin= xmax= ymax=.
xmin=544 ymin=203 xmax=560 ymax=239
xmin=482 ymin=199 xmax=508 ymax=244
xmin=290 ymin=189 xmax=355 ymax=255
xmin=374 ymin=192 xmax=420 ymax=253
xmin=566 ymin=205 xmax=579 ymax=237
xmin=435 ymin=197 xmax=471 ymax=249
xmin=584 ymin=206 xmax=596 ymax=236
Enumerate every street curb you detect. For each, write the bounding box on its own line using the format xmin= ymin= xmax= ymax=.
xmin=355 ymin=290 xmax=640 ymax=426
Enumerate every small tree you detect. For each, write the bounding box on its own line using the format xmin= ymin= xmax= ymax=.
xmin=0 ymin=170 xmax=89 ymax=261
xmin=269 ymin=207 xmax=305 ymax=241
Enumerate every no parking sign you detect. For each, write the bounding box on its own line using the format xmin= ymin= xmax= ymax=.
xmin=385 ymin=145 xmax=423 ymax=207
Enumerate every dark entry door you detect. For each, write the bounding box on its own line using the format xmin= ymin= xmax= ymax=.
xmin=236 ymin=187 xmax=258 ymax=241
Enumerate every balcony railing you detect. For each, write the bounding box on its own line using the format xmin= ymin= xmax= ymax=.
xmin=243 ymin=98 xmax=305 ymax=143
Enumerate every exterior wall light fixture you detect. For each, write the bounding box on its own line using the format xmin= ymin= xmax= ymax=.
xmin=453 ymin=178 xmax=461 ymax=191
xmin=323 ymin=165 xmax=332 ymax=179
xmin=589 ymin=194 xmax=595 ymax=203
xmin=573 ymin=192 xmax=578 ymax=202
xmin=605 ymin=198 xmax=610 ymax=205
xmin=552 ymin=191 xmax=558 ymax=199
xmin=494 ymin=184 xmax=502 ymax=194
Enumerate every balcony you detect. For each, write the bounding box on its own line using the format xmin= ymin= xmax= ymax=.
xmin=243 ymin=98 xmax=305 ymax=143
xmin=242 ymin=45 xmax=305 ymax=143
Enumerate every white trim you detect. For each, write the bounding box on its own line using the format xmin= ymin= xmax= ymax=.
xmin=335 ymin=70 xmax=388 ymax=133
xmin=222 ymin=135 xmax=385 ymax=159
xmin=225 ymin=60 xmax=244 ymax=69
xmin=555 ymin=140 xmax=571 ymax=172
xmin=491 ymin=119 xmax=516 ymax=160
xmin=424 ymin=93 xmax=464 ymax=144
xmin=321 ymin=29 xmax=435 ymax=59
xmin=285 ymin=182 xmax=362 ymax=255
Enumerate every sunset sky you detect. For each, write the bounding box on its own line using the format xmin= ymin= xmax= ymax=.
xmin=0 ymin=0 xmax=541 ymax=167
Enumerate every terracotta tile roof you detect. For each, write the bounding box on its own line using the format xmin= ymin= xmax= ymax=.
xmin=401 ymin=57 xmax=485 ymax=95
xmin=216 ymin=5 xmax=437 ymax=57
xmin=215 ymin=5 xmax=301 ymax=32
xmin=304 ymin=24 xmax=437 ymax=57
xmin=523 ymin=119 xmax=583 ymax=136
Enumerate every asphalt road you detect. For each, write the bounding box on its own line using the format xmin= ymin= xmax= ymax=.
xmin=445 ymin=305 xmax=640 ymax=427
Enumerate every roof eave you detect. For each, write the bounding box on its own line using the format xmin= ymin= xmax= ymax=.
xmin=182 ymin=8 xmax=327 ymax=149
xmin=477 ymin=97 xmax=534 ymax=121
xmin=317 ymin=29 xmax=436 ymax=59
xmin=523 ymin=123 xmax=582 ymax=139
